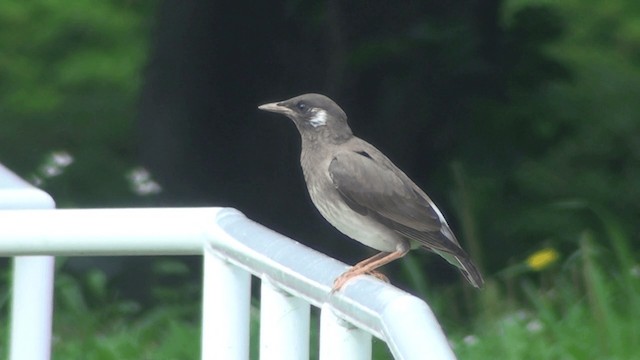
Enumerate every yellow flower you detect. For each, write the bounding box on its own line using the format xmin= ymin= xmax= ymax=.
xmin=526 ymin=248 xmax=559 ymax=271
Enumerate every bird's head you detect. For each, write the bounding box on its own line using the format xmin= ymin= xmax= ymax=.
xmin=259 ymin=93 xmax=353 ymax=143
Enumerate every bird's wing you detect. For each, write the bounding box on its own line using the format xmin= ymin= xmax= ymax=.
xmin=328 ymin=149 xmax=463 ymax=255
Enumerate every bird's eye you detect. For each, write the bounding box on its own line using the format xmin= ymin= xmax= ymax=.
xmin=296 ymin=102 xmax=308 ymax=112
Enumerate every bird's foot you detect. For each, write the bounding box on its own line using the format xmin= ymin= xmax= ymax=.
xmin=330 ymin=268 xmax=389 ymax=293
xmin=331 ymin=270 xmax=355 ymax=293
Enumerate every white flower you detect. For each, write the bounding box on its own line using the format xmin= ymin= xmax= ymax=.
xmin=463 ymin=335 xmax=479 ymax=346
xmin=50 ymin=151 xmax=74 ymax=167
xmin=126 ymin=167 xmax=162 ymax=195
xmin=526 ymin=319 xmax=543 ymax=333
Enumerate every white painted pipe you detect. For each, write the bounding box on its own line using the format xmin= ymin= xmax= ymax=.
xmin=1 ymin=164 xmax=56 ymax=360
xmin=201 ymin=247 xmax=251 ymax=360
xmin=259 ymin=278 xmax=310 ymax=360
xmin=10 ymin=256 xmax=55 ymax=360
xmin=319 ymin=303 xmax=371 ymax=360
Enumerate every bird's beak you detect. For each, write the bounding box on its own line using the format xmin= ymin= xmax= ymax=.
xmin=258 ymin=102 xmax=293 ymax=116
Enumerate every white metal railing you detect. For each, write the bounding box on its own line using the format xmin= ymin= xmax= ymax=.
xmin=0 ymin=163 xmax=456 ymax=360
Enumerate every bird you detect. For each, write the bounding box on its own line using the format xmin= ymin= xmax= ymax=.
xmin=258 ymin=93 xmax=484 ymax=292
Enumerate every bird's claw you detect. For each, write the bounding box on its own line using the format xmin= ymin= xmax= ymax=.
xmin=367 ymin=270 xmax=389 ymax=283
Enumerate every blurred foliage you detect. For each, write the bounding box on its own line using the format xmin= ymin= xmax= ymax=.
xmin=0 ymin=0 xmax=156 ymax=206
xmin=1 ymin=0 xmax=640 ymax=357
xmin=469 ymin=0 xmax=640 ymax=271
xmin=0 ymin=0 xmax=637 ymax=272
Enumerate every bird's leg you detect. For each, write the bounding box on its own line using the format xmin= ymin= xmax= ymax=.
xmin=350 ymin=252 xmax=391 ymax=282
xmin=332 ymin=248 xmax=409 ymax=292
xmin=338 ymin=251 xmax=391 ymax=283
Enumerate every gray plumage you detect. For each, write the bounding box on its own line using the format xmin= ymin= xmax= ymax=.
xmin=259 ymin=93 xmax=483 ymax=289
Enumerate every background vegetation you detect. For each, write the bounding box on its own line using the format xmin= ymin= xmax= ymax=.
xmin=1 ymin=0 xmax=640 ymax=358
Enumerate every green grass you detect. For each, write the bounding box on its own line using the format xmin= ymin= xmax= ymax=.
xmin=52 ymin=306 xmax=200 ymax=359
xmin=449 ymin=208 xmax=640 ymax=360
xmin=2 ymin=205 xmax=639 ymax=359
xmin=45 ymin=305 xmax=393 ymax=360
xmin=0 ymin=272 xmax=393 ymax=360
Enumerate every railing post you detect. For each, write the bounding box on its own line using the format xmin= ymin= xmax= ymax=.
xmin=201 ymin=246 xmax=251 ymax=360
xmin=319 ymin=303 xmax=372 ymax=360
xmin=259 ymin=278 xmax=310 ymax=360
xmin=1 ymin=164 xmax=56 ymax=360
xmin=10 ymin=257 xmax=55 ymax=360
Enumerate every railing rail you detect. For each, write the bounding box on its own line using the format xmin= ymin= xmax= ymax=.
xmin=0 ymin=164 xmax=456 ymax=360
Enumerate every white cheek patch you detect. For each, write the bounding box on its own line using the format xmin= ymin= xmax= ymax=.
xmin=309 ymin=109 xmax=327 ymax=127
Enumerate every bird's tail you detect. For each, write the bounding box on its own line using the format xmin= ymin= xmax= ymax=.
xmin=434 ymin=250 xmax=484 ymax=288
xmin=453 ymin=255 xmax=484 ymax=288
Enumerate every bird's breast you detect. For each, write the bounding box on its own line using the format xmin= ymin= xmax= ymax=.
xmin=302 ymin=156 xmax=402 ymax=253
